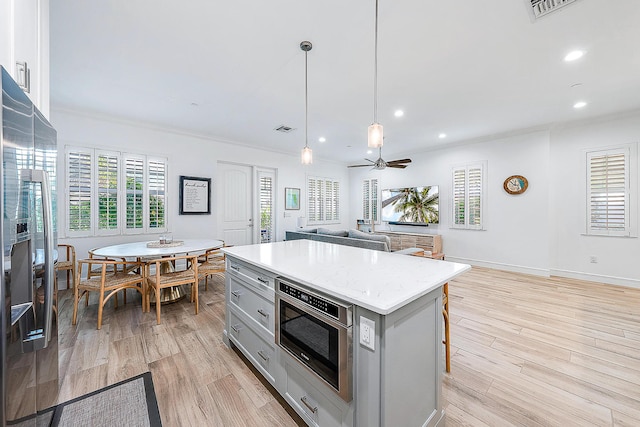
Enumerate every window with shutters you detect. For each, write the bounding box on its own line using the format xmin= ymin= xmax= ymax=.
xmin=451 ymin=162 xmax=486 ymax=230
xmin=586 ymin=147 xmax=632 ymax=236
xmin=97 ymin=151 xmax=119 ymax=233
xmin=307 ymin=175 xmax=340 ymax=225
xmin=259 ymin=170 xmax=275 ymax=243
xmin=66 ymin=146 xmax=168 ymax=236
xmin=362 ymin=178 xmax=379 ymax=223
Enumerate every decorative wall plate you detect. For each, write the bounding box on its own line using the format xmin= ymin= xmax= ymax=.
xmin=503 ymin=175 xmax=528 ymax=195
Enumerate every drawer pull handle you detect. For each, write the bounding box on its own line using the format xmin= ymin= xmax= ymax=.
xmin=231 ymin=324 xmax=241 ymax=333
xmin=257 ymin=309 xmax=269 ymax=318
xmin=300 ymin=396 xmax=318 ymax=414
xmin=257 ymin=277 xmax=269 ymax=285
xmin=230 ymin=265 xmax=240 ymax=272
xmin=257 ymin=350 xmax=269 ymax=361
xmin=231 ymin=290 xmax=241 ymax=298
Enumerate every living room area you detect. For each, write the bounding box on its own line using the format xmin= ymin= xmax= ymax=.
xmin=3 ymin=0 xmax=640 ymax=425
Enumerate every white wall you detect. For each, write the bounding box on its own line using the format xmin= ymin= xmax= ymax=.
xmin=51 ymin=109 xmax=351 ymax=261
xmin=349 ymin=131 xmax=551 ymax=277
xmin=349 ymin=112 xmax=640 ymax=288
xmin=550 ymin=111 xmax=640 ymax=287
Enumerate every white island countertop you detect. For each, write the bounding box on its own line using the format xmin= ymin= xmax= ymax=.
xmin=223 ymin=240 xmax=471 ymax=315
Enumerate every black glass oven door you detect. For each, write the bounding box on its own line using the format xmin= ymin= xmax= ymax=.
xmin=279 ymin=299 xmax=340 ymax=390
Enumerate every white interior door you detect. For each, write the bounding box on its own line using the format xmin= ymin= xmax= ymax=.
xmin=218 ymin=162 xmax=253 ymax=246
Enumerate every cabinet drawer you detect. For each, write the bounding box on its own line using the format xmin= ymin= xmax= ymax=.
xmin=285 ymin=361 xmax=345 ymax=427
xmin=229 ymin=275 xmax=274 ymax=335
xmin=228 ymin=309 xmax=276 ymax=385
xmin=227 ymin=258 xmax=275 ymax=291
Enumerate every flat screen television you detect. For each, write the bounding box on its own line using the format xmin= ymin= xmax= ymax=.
xmin=381 ymin=186 xmax=439 ymax=226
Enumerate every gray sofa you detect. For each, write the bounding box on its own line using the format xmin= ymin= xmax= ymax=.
xmin=285 ymin=228 xmax=422 ymax=255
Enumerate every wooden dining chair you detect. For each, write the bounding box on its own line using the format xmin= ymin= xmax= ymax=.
xmin=145 ymin=255 xmax=199 ymax=324
xmin=73 ymin=258 xmax=146 ymax=330
xmin=197 ymin=247 xmax=226 ymax=291
xmin=55 ymin=244 xmax=76 ymax=289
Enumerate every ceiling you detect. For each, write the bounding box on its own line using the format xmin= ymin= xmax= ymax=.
xmin=50 ymin=0 xmax=640 ymax=164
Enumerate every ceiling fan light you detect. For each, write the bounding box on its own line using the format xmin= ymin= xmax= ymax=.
xmin=368 ymin=123 xmax=384 ymax=148
xmin=301 ymin=146 xmax=313 ymax=164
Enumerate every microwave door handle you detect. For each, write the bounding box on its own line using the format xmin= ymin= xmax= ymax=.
xmin=21 ymin=169 xmax=54 ymax=349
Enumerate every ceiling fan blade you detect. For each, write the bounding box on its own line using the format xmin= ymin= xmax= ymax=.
xmin=387 ymin=164 xmax=407 ymax=169
xmin=347 ymin=158 xmax=376 ymax=168
xmin=386 ymin=158 xmax=412 ymax=165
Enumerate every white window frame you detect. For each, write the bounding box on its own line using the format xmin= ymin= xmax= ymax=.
xmin=307 ymin=175 xmax=341 ymax=225
xmin=585 ymin=144 xmax=637 ymax=237
xmin=450 ymin=161 xmax=487 ymax=230
xmin=65 ymin=145 xmax=168 ymax=237
xmin=362 ymin=178 xmax=379 ymax=224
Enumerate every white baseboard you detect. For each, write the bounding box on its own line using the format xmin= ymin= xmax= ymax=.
xmin=549 ymin=269 xmax=640 ymax=290
xmin=445 ymin=257 xmax=550 ymax=277
xmin=445 ymin=256 xmax=640 ymax=289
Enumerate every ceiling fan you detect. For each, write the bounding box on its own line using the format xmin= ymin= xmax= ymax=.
xmin=348 ymin=147 xmax=412 ymax=170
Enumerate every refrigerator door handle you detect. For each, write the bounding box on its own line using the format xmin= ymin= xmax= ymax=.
xmin=20 ymin=169 xmax=55 ymax=349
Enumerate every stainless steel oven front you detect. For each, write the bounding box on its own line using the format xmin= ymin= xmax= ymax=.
xmin=275 ymin=277 xmax=353 ymax=402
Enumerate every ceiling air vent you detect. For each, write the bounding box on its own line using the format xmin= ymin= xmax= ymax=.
xmin=528 ymin=0 xmax=578 ymax=19
xmin=274 ymin=125 xmax=295 ymax=133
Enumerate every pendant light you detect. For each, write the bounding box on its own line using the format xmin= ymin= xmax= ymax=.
xmin=368 ymin=0 xmax=383 ymax=148
xmin=300 ymin=41 xmax=313 ymax=165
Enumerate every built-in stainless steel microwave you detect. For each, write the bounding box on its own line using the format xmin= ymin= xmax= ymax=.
xmin=275 ymin=277 xmax=353 ymax=402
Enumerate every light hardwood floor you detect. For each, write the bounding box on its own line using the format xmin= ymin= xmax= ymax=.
xmin=57 ymin=267 xmax=640 ymax=426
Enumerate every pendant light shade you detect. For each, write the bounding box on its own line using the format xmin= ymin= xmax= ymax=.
xmin=368 ymin=123 xmax=383 ymax=148
xmin=301 ymin=146 xmax=312 ymax=164
xmin=368 ymin=0 xmax=384 ymax=149
xmin=300 ymin=41 xmax=313 ymax=165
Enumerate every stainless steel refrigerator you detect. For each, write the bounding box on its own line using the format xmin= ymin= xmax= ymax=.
xmin=1 ymin=66 xmax=58 ymax=426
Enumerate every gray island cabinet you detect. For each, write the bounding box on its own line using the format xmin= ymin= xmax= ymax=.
xmin=223 ymin=240 xmax=470 ymax=427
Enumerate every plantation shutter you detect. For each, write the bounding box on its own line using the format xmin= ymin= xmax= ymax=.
xmin=452 ymin=168 xmax=466 ymax=226
xmin=362 ymin=178 xmax=379 ymax=223
xmin=124 ymin=156 xmax=145 ymax=231
xmin=148 ymin=158 xmax=167 ymax=230
xmin=97 ymin=151 xmax=119 ymax=233
xmin=467 ymin=166 xmax=483 ymax=229
xmin=307 ymin=177 xmax=319 ymax=223
xmin=451 ymin=162 xmax=485 ymax=230
xmin=67 ymin=149 xmax=93 ymax=233
xmin=259 ymin=175 xmax=273 ymax=243
xmin=307 ymin=176 xmax=340 ymax=224
xmin=587 ymin=149 xmax=629 ymax=236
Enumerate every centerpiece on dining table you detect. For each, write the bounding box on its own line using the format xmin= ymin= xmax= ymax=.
xmin=146 ymin=234 xmax=184 ymax=248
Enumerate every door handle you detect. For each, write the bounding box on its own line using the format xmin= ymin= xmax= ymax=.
xmin=21 ymin=170 xmax=54 ymax=350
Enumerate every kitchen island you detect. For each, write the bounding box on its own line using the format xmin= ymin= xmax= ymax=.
xmin=223 ymin=240 xmax=470 ymax=427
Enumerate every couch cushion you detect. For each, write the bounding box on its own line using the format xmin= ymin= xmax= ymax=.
xmin=299 ymin=228 xmax=318 ymax=233
xmin=317 ymin=228 xmax=348 ymax=237
xmin=348 ymin=229 xmax=391 ymax=251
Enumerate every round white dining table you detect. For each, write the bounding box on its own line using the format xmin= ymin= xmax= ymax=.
xmin=92 ymin=238 xmax=224 ymax=303
xmin=91 ymin=238 xmax=224 ymax=259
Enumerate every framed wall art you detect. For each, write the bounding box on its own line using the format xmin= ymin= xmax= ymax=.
xmin=179 ymin=176 xmax=211 ymax=215
xmin=285 ymin=187 xmax=300 ymax=210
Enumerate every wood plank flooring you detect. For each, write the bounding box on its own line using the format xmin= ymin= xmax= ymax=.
xmin=57 ymin=267 xmax=640 ymax=426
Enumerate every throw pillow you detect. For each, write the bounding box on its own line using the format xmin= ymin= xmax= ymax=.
xmin=317 ymin=228 xmax=349 ymax=237
xmin=348 ymin=229 xmax=391 ymax=251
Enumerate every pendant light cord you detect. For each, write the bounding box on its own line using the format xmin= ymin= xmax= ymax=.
xmin=305 ymin=49 xmax=309 ymax=149
xmin=373 ymin=0 xmax=379 ymax=123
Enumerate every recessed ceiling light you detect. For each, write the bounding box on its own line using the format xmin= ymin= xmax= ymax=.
xmin=573 ymin=101 xmax=587 ymax=109
xmin=318 ymin=137 xmax=326 ymax=143
xmin=438 ymin=133 xmax=447 ymax=139
xmin=394 ymin=110 xmax=404 ymax=117
xmin=564 ymin=50 xmax=585 ymax=62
